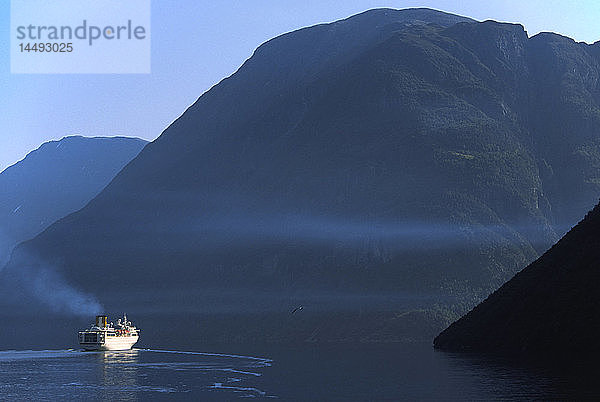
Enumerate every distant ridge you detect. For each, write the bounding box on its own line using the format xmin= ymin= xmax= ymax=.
xmin=0 ymin=135 xmax=147 ymax=266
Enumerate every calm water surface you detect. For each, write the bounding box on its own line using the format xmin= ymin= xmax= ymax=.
xmin=0 ymin=343 xmax=597 ymax=400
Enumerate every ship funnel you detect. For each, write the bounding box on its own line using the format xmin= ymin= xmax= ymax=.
xmin=96 ymin=315 xmax=108 ymax=328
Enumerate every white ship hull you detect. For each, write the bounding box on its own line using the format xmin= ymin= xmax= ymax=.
xmin=79 ymin=314 xmax=140 ymax=351
xmin=81 ymin=335 xmax=139 ymax=351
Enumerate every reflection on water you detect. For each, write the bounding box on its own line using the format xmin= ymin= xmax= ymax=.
xmin=97 ymin=350 xmax=140 ymax=399
xmin=437 ymin=349 xmax=599 ymax=400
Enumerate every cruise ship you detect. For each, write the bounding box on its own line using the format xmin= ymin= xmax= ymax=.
xmin=79 ymin=314 xmax=140 ymax=351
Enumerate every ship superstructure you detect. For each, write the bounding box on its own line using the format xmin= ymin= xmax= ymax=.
xmin=79 ymin=314 xmax=140 ymax=351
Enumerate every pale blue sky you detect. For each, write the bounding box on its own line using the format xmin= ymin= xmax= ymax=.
xmin=2 ymin=0 xmax=599 ymax=172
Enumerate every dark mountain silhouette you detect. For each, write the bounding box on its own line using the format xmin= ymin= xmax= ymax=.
xmin=434 ymin=201 xmax=600 ymax=354
xmin=0 ymin=136 xmax=147 ymax=267
xmin=3 ymin=8 xmax=600 ymax=318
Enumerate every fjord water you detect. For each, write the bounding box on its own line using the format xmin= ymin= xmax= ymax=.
xmin=0 ymin=314 xmax=596 ymax=400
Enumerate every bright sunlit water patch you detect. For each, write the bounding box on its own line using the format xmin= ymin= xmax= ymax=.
xmin=0 ymin=348 xmax=274 ymax=400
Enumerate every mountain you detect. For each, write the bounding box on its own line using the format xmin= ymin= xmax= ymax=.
xmin=3 ymin=8 xmax=600 ymax=317
xmin=0 ymin=136 xmax=147 ymax=267
xmin=434 ymin=201 xmax=600 ymax=354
